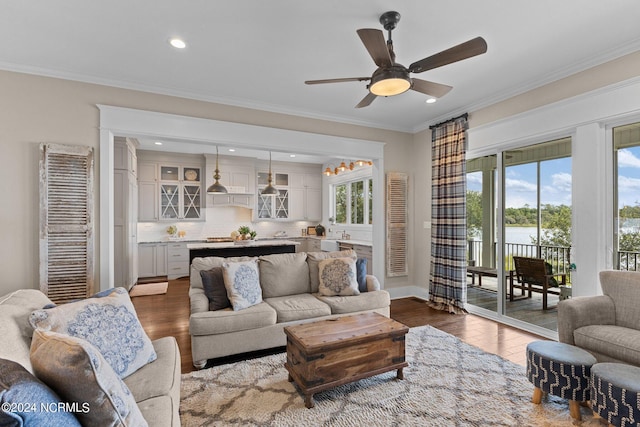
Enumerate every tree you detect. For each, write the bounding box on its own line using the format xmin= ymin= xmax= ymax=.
xmin=466 ymin=190 xmax=482 ymax=239
xmin=619 ymin=202 xmax=640 ymax=252
xmin=537 ymin=204 xmax=571 ymax=248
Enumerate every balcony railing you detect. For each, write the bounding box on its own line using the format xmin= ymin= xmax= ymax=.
xmin=469 ymin=241 xmax=640 ymax=273
xmin=467 ymin=240 xmax=571 ymax=274
xmin=618 ymin=251 xmax=640 ymax=271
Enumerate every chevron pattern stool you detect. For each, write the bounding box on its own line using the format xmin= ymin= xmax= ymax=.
xmin=591 ymin=363 xmax=640 ymax=427
xmin=526 ymin=341 xmax=597 ymax=421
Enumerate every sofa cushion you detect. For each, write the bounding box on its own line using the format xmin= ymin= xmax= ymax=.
xmin=30 ymin=330 xmax=148 ymax=427
xmin=264 ymin=294 xmax=331 ymax=322
xmin=356 ymin=258 xmax=368 ymax=293
xmin=189 ymin=302 xmax=277 ymax=336
xmin=574 ymin=324 xmax=640 ymax=366
xmin=259 ymin=252 xmax=310 ymax=298
xmin=223 ymin=259 xmax=263 ymax=311
xmin=0 ymin=289 xmax=53 ymax=374
xmin=307 ymin=250 xmax=357 ymax=293
xmin=191 ymin=256 xmax=256 ymax=290
xmin=200 ymin=267 xmax=231 ymax=311
xmin=0 ymin=358 xmax=82 ymax=427
xmin=318 ymin=257 xmax=360 ymax=296
xmin=315 ymin=290 xmax=391 ymax=314
xmin=123 ymin=337 xmax=181 ymax=426
xmin=30 ymin=287 xmax=157 ymax=378
xmin=123 ymin=337 xmax=180 ymax=404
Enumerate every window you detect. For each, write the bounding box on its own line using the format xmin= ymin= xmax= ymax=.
xmin=333 ymin=178 xmax=373 ymax=225
xmin=613 ymin=122 xmax=640 ymax=270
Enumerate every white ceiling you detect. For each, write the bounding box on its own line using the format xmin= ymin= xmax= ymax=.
xmin=3 ymin=1 xmax=640 ymax=138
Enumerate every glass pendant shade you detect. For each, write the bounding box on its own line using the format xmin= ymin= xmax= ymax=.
xmin=206 ymin=146 xmax=228 ymax=194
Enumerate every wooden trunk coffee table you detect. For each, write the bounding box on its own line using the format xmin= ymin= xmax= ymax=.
xmin=284 ymin=312 xmax=409 ymax=408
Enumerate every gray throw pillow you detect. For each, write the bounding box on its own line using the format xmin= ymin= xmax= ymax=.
xmin=200 ymin=267 xmax=231 ymax=311
xmin=30 ymin=330 xmax=148 ymax=427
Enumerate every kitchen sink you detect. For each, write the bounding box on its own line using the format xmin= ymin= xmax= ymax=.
xmin=320 ymin=239 xmax=340 ymax=252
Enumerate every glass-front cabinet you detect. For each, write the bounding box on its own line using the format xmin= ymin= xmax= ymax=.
xmin=159 ymin=165 xmax=202 ymax=220
xmin=257 ymin=171 xmax=290 ymax=219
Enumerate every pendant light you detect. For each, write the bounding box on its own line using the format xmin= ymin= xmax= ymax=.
xmin=206 ymin=146 xmax=228 ymax=194
xmin=261 ymin=152 xmax=279 ymax=195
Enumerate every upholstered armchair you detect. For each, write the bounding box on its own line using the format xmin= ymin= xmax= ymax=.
xmin=557 ymin=270 xmax=640 ymax=366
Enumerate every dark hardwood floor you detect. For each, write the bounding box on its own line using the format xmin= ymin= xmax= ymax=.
xmin=131 ymin=278 xmax=546 ymax=374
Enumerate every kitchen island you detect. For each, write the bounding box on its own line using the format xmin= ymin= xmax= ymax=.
xmin=187 ymin=239 xmax=300 ymax=263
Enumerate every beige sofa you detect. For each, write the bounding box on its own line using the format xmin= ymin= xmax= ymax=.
xmin=0 ymin=288 xmax=181 ymax=427
xmin=558 ymin=270 xmax=640 ymax=366
xmin=189 ymin=250 xmax=391 ymax=368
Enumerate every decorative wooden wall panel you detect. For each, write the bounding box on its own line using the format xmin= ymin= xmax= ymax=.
xmin=386 ymin=172 xmax=408 ymax=277
xmin=39 ymin=143 xmax=94 ymax=303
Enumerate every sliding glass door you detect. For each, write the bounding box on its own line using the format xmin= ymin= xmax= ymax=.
xmin=466 ymin=138 xmax=571 ymax=332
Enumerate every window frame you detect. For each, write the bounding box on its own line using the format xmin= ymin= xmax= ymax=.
xmin=329 ymin=172 xmax=373 ymax=226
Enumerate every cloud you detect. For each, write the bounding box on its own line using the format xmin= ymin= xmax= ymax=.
xmin=505 ymin=177 xmax=537 ymax=192
xmin=618 ymin=149 xmax=640 ymax=168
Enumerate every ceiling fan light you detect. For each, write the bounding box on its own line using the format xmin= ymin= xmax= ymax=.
xmin=370 ymin=67 xmax=411 ymax=96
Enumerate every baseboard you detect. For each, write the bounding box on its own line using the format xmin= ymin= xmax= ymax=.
xmin=386 ymin=286 xmax=429 ymax=300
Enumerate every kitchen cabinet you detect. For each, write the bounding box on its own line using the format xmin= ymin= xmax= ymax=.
xmin=339 ymin=242 xmax=373 ymax=275
xmin=114 ymin=139 xmax=138 ymax=290
xmin=167 ymin=242 xmax=189 ymax=279
xmin=138 ymin=243 xmax=167 ymax=278
xmin=307 ymin=238 xmax=321 ymax=252
xmin=210 ymin=169 xmax=255 ymax=208
xmin=257 ymin=170 xmax=290 ymax=219
xmin=257 ymin=170 xmax=322 ymax=221
xmin=137 ymin=155 xmax=204 ymax=222
xmin=159 ymin=165 xmax=203 ymax=220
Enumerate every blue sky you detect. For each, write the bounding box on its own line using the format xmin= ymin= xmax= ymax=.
xmin=467 ymin=147 xmax=640 ymax=209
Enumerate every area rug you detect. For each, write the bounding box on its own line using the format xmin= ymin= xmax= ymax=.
xmin=129 ymin=281 xmax=168 ymax=297
xmin=180 ymin=325 xmax=600 ymax=426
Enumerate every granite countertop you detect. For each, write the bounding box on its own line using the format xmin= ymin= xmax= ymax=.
xmin=187 ymin=239 xmax=301 ymax=250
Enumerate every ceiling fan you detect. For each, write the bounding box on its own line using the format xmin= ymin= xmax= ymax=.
xmin=305 ymin=11 xmax=488 ymax=108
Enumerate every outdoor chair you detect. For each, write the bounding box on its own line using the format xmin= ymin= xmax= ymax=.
xmin=510 ymin=256 xmax=564 ymax=310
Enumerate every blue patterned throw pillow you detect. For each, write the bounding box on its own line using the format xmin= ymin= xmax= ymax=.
xmin=0 ymin=358 xmax=82 ymax=427
xmin=318 ymin=257 xmax=360 ymax=296
xmin=29 ymin=287 xmax=157 ymax=378
xmin=222 ymin=259 xmax=263 ymax=311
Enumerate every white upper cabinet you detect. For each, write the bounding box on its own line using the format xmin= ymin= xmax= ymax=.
xmin=137 ymin=151 xmax=205 ymax=222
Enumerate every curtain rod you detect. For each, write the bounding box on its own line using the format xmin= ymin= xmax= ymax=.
xmin=429 ymin=112 xmax=468 ymax=130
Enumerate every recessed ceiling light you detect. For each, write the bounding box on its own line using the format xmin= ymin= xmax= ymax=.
xmin=228 ymin=148 xmax=235 ymax=152
xmin=290 ymin=154 xmax=296 ymax=158
xmin=169 ymin=38 xmax=186 ymax=49
xmin=426 ymin=98 xmax=437 ymax=104
xmin=154 ymin=141 xmax=163 ymax=145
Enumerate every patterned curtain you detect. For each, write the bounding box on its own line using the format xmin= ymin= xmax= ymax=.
xmin=428 ymin=115 xmax=468 ymax=314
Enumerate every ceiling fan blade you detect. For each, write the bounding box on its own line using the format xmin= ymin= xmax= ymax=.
xmin=356 ymin=28 xmax=393 ymax=68
xmin=409 ymin=36 xmax=488 ymax=73
xmin=355 ymin=92 xmax=377 ymax=108
xmin=411 ymin=78 xmax=453 ymax=98
xmin=305 ymin=77 xmax=370 ymax=85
